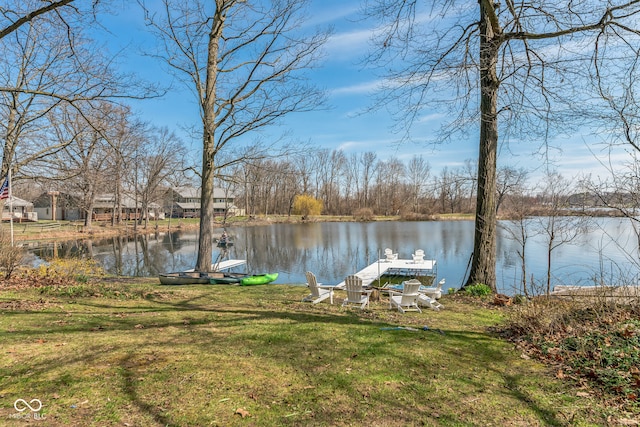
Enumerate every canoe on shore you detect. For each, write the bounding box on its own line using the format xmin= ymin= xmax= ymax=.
xmin=159 ymin=271 xmax=277 ymax=286
xmin=240 ymin=273 xmax=279 ymax=286
xmin=159 ymin=271 xmax=225 ymax=285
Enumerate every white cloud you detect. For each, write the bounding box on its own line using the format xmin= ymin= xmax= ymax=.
xmin=330 ymin=79 xmax=383 ymax=96
xmin=325 ymin=28 xmax=372 ymax=58
xmin=417 ymin=113 xmax=446 ymax=123
xmin=306 ymin=3 xmax=361 ymax=27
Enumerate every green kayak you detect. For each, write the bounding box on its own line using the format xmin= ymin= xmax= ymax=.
xmin=240 ymin=273 xmax=279 ymax=286
xmin=209 ymin=273 xmax=247 ymax=285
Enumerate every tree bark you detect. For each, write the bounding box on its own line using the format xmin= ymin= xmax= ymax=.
xmin=196 ymin=5 xmax=225 ymax=272
xmin=466 ymin=2 xmax=500 ymax=291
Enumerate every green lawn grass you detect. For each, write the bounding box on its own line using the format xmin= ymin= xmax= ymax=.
xmin=0 ymin=280 xmax=625 ymax=426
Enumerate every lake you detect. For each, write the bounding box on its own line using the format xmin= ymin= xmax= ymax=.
xmin=26 ymin=218 xmax=640 ymax=294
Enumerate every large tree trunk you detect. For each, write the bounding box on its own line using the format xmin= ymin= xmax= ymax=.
xmin=196 ymin=137 xmax=216 ymax=271
xmin=466 ymin=3 xmax=500 ymax=291
xmin=195 ymin=5 xmax=225 ymax=272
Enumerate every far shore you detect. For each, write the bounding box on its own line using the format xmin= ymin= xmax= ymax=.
xmin=8 ymin=206 xmax=625 ymax=244
xmin=3 ymin=213 xmax=475 ymax=244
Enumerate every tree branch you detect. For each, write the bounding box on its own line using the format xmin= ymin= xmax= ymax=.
xmin=0 ymin=0 xmax=75 ymax=40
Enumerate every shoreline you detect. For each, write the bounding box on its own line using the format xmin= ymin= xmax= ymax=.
xmin=6 ymin=213 xmax=475 ymax=244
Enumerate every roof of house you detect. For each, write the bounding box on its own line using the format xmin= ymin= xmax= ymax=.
xmin=2 ymin=196 xmax=33 ymax=207
xmin=175 ymin=202 xmax=234 ymax=210
xmin=34 ymin=193 xmax=159 ymax=209
xmin=172 ymin=186 xmax=234 ymax=199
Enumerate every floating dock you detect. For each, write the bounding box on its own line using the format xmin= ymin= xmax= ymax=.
xmin=335 ymin=258 xmax=436 ymax=289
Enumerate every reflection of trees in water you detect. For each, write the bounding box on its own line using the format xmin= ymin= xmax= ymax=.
xmin=29 ymin=232 xmax=202 ymax=276
xmin=161 ymin=230 xmax=199 ymax=253
xmin=240 ymin=224 xmax=383 ymax=283
xmin=110 ymin=233 xmax=184 ymax=276
xmin=25 ymin=221 xmax=634 ymax=292
xmin=30 ymin=240 xmax=89 ymax=260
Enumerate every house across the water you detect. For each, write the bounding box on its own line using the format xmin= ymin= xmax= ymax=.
xmin=32 ymin=192 xmax=163 ymax=222
xmin=1 ymin=196 xmax=36 ymax=222
xmin=166 ymin=186 xmax=243 ymax=218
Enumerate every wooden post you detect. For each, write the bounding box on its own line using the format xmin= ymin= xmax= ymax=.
xmin=48 ymin=191 xmax=59 ymax=221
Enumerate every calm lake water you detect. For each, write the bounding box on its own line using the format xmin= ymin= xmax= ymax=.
xmin=27 ymin=218 xmax=640 ymax=294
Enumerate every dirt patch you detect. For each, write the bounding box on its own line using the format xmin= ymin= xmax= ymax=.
xmin=0 ymin=299 xmax=52 ymax=311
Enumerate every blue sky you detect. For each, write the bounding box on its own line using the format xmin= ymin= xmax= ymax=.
xmin=98 ymin=1 xmax=628 ymax=184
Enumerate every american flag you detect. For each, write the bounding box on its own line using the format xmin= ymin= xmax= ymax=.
xmin=0 ymin=175 xmax=9 ymax=200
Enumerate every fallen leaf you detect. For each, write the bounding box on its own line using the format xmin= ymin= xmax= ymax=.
xmin=556 ymin=370 xmax=565 ymax=379
xmin=235 ymin=408 xmax=250 ymax=418
xmin=576 ymin=391 xmax=591 ymax=398
xmin=616 ymin=418 xmax=640 ymax=426
xmin=134 ymin=324 xmax=144 ymax=329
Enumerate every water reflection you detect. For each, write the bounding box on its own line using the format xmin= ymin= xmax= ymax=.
xmin=27 ymin=219 xmax=640 ymax=294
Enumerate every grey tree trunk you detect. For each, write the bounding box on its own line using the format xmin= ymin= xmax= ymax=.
xmin=466 ymin=2 xmax=499 ymax=291
xmin=195 ymin=8 xmax=225 ymax=272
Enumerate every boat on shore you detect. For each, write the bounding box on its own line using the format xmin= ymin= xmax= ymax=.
xmin=159 ymin=271 xmax=277 ymax=286
xmin=240 ymin=273 xmax=279 ymax=286
xmin=159 ymin=259 xmax=248 ymax=285
xmin=159 ymin=271 xmax=225 ymax=285
xmin=209 ymin=272 xmax=248 ymax=285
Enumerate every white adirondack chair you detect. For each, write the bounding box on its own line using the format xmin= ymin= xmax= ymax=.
xmin=342 ymin=275 xmax=372 ymax=310
xmin=422 ymin=278 xmax=445 ymax=300
xmin=302 ymin=271 xmax=336 ymax=304
xmin=389 ymin=279 xmax=422 ymax=313
xmin=412 ymin=249 xmax=425 ymax=263
xmin=384 ymin=248 xmax=398 ymax=261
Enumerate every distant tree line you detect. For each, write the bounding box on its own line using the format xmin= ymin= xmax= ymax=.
xmin=15 ymin=130 xmax=636 ymax=224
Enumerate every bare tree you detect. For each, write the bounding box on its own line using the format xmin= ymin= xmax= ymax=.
xmin=142 ymin=0 xmax=328 ymax=272
xmin=44 ymin=105 xmax=112 ymax=228
xmin=0 ymin=1 xmax=78 ymax=41
xmin=365 ymin=1 xmax=640 ymax=291
xmin=406 ymin=155 xmax=430 ymax=213
xmin=379 ymin=157 xmax=406 ymax=215
xmin=499 ymin=182 xmax=538 ymax=297
xmin=130 ymin=126 xmax=186 ymax=229
xmin=496 ymin=166 xmax=529 ymax=215
xmin=315 ymin=149 xmax=345 ymax=215
xmin=533 ymin=171 xmax=590 ymax=295
xmin=0 ymin=1 xmax=159 ymax=181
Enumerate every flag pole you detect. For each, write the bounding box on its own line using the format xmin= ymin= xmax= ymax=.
xmin=8 ymin=169 xmax=13 ymax=247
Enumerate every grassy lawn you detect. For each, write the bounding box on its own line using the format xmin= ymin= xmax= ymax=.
xmin=0 ymin=279 xmax=629 ymax=426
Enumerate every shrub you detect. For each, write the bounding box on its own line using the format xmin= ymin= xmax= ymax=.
xmin=399 ymin=211 xmax=433 ymax=221
xmin=464 ymin=283 xmax=493 ymax=297
xmin=292 ymin=194 xmax=323 ymax=219
xmin=353 ymin=207 xmax=374 ymax=221
xmin=35 ymin=258 xmax=105 ymax=283
xmin=0 ymin=229 xmax=25 ymax=279
xmin=502 ymin=298 xmax=640 ymax=405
